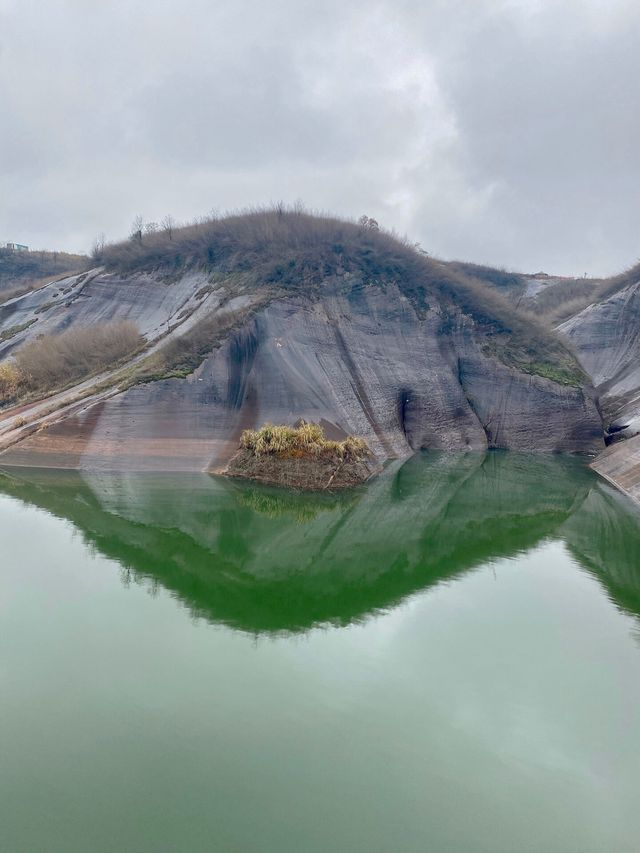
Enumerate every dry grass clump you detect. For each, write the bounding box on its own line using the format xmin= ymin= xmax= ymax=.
xmin=0 ymin=362 xmax=22 ymax=400
xmin=240 ymin=422 xmax=370 ymax=462
xmin=0 ymin=320 xmax=143 ymax=402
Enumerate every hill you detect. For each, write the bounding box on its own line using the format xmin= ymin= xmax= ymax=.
xmin=0 ymin=207 xmax=602 ymax=473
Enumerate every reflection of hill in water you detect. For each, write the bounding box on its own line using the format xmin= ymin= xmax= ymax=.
xmin=1 ymin=452 xmax=639 ymax=634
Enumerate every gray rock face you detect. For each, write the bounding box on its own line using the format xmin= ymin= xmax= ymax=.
xmin=0 ymin=281 xmax=602 ymax=471
xmin=0 ymin=267 xmax=212 ymax=357
xmin=591 ymin=435 xmax=640 ymax=503
xmin=548 ymin=273 xmax=640 ymax=504
xmin=559 ymin=278 xmax=640 ymax=435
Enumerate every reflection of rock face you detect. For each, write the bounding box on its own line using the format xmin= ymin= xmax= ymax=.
xmin=0 ymin=284 xmax=602 ymax=471
xmin=3 ymin=452 xmax=638 ymax=635
xmin=561 ymin=483 xmax=640 ymax=619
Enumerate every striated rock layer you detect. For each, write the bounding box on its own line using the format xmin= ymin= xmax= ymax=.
xmin=543 ymin=269 xmax=640 ymax=505
xmin=0 ymin=282 xmax=602 ymax=471
xmin=559 ymin=277 xmax=640 ymax=439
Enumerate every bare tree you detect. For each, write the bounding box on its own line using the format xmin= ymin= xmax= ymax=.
xmin=130 ymin=215 xmax=144 ymax=243
xmin=358 ymin=215 xmax=380 ymax=230
xmin=91 ymin=232 xmax=106 ymax=260
xmin=161 ymin=215 xmax=175 ymax=240
xmin=144 ymin=221 xmax=159 ymax=234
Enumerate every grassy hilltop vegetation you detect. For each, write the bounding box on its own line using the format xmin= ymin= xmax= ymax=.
xmin=94 ymin=206 xmax=584 ymax=386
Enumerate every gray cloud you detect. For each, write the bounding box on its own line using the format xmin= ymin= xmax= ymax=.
xmin=0 ymin=0 xmax=638 ymax=274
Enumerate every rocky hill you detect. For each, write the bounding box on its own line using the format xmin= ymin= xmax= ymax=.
xmin=0 ymin=209 xmax=603 ymax=473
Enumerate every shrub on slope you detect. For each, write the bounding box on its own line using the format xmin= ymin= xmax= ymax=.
xmin=0 ymin=321 xmax=143 ymax=403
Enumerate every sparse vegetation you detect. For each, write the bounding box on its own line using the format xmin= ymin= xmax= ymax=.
xmin=516 ymin=262 xmax=640 ymax=325
xmin=520 ymin=277 xmax=602 ymax=323
xmin=482 ymin=337 xmax=584 ymax=386
xmin=130 ymin=302 xmax=257 ymax=383
xmin=519 ymin=362 xmax=584 ymax=386
xmin=240 ymin=422 xmax=370 ymax=462
xmin=0 ymin=321 xmax=143 ymax=403
xmin=0 ymin=320 xmax=36 ymax=343
xmin=34 ymin=300 xmax=57 ymax=314
xmin=448 ymin=261 xmax=527 ymax=296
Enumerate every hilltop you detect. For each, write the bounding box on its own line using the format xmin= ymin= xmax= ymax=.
xmin=94 ymin=207 xmax=582 ymax=385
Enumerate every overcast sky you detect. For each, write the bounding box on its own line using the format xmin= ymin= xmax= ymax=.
xmin=1 ymin=0 xmax=638 ymax=275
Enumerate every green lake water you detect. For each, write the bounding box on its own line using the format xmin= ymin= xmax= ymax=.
xmin=1 ymin=452 xmax=639 ymax=853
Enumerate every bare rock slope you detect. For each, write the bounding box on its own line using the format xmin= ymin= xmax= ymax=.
xmin=559 ymin=276 xmax=640 ymax=438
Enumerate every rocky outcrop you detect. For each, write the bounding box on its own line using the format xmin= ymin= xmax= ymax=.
xmin=0 ymin=281 xmax=602 ymax=471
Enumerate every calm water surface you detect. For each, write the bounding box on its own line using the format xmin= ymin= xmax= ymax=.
xmin=1 ymin=453 xmax=640 ymax=853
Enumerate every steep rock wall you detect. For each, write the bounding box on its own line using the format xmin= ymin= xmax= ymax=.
xmin=0 ymin=284 xmax=602 ymax=471
xmin=559 ymin=278 xmax=640 ymax=435
xmin=554 ymin=275 xmax=640 ymax=505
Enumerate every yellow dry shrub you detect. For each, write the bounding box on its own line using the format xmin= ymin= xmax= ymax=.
xmin=15 ymin=320 xmax=142 ymax=392
xmin=0 ymin=361 xmax=24 ymax=402
xmin=240 ymin=421 xmax=369 ymax=462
